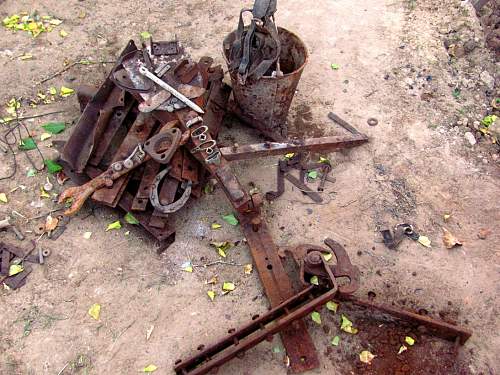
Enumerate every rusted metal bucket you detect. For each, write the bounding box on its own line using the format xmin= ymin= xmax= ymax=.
xmin=224 ymin=27 xmax=308 ymax=141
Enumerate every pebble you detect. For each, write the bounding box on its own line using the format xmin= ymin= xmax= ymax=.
xmin=464 ymin=131 xmax=476 ymax=146
xmin=473 ymin=120 xmax=480 ymax=130
xmin=480 ymin=71 xmax=495 ymax=90
xmin=492 ymin=154 xmax=499 ymax=161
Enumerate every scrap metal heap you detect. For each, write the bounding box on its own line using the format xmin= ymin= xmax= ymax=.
xmin=57 ymin=36 xmax=472 ymax=374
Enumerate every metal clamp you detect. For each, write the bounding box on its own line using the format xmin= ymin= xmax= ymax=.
xmin=150 ymin=168 xmax=192 ymax=214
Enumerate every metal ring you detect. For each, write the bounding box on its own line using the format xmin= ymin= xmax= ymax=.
xmin=367 ymin=118 xmax=378 ymax=126
xmin=149 ymin=168 xmax=192 ymax=214
xmin=42 ymin=248 xmax=51 ymax=257
xmin=191 ymin=125 xmax=208 ymax=141
xmin=205 ymin=150 xmax=221 ymax=164
xmin=191 ymin=139 xmax=217 ymax=154
xmin=186 ymin=116 xmax=203 ymax=128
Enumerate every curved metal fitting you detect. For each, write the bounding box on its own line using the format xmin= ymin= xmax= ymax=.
xmin=144 ymin=128 xmax=182 ymax=164
xmin=186 ymin=116 xmax=203 ymax=128
xmin=191 ymin=139 xmax=217 ymax=154
xmin=205 ymin=150 xmax=221 ymax=165
xmin=191 ymin=125 xmax=209 ymax=142
xmin=150 ymin=168 xmax=192 ymax=214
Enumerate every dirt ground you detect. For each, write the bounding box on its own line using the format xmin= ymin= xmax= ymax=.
xmin=0 ymin=0 xmax=499 ymax=374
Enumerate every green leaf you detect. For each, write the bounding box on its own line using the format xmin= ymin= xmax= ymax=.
xmin=124 ymin=212 xmax=139 ymax=225
xmin=140 ymin=31 xmax=152 ymax=40
xmin=405 ymin=336 xmax=415 ymax=346
xmin=326 ymin=301 xmax=338 ymax=313
xmin=27 ymin=168 xmax=37 ymax=177
xmin=222 ymin=213 xmax=239 ymax=226
xmin=311 ymin=311 xmax=321 ymax=324
xmin=310 ymin=275 xmax=319 ymax=285
xmin=330 ymin=63 xmax=340 ymax=70
xmin=340 ymin=314 xmax=358 ymax=334
xmin=307 ymin=170 xmax=318 ymax=179
xmin=60 ymin=86 xmax=74 ymax=97
xmin=222 ymin=282 xmax=235 ymax=291
xmin=452 ymin=88 xmax=461 ymax=99
xmin=44 ymin=159 xmax=63 ymax=174
xmin=19 ymin=137 xmax=37 ymax=150
xmin=105 ymin=220 xmax=122 ymax=231
xmin=331 ymin=335 xmax=340 ymax=346
xmin=481 ymin=115 xmax=497 ymax=127
xmin=41 ymin=121 xmax=65 ymax=134
xmin=142 ymin=364 xmax=157 ymax=373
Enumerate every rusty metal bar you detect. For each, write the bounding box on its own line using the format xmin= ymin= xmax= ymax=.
xmin=175 ymin=285 xmax=334 ymax=375
xmin=219 ymin=134 xmax=368 ymax=161
xmin=337 ymin=295 xmax=472 ymax=345
xmin=241 ymin=221 xmax=320 ymax=373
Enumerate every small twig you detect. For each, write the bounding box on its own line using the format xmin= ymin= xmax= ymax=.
xmin=57 ymin=362 xmax=69 ymax=375
xmin=1 ymin=110 xmax=67 ymax=124
xmin=364 ymin=89 xmax=378 ymax=98
xmin=37 ymin=60 xmax=116 ymax=85
xmin=193 ymin=260 xmax=243 ymax=268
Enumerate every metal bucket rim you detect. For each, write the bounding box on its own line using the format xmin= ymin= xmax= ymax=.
xmin=224 ymin=26 xmax=309 ymax=80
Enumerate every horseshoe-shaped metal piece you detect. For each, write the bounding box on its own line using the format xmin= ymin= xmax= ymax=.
xmin=150 ymin=168 xmax=192 ymax=214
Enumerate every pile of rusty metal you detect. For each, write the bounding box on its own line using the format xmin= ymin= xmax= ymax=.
xmin=54 ymin=1 xmax=472 ymax=372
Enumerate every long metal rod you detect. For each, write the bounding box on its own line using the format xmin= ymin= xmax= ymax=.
xmin=138 ymin=65 xmax=204 ymax=114
xmin=219 ymin=134 xmax=368 ymax=161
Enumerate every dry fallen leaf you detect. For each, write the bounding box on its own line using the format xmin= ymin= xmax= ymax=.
xmin=417 ymin=235 xmax=431 ymax=248
xmin=44 ymin=215 xmax=59 ymax=232
xmin=243 ymin=264 xmax=253 ymax=274
xmin=477 ymin=228 xmax=491 ymax=240
xmin=359 ymin=350 xmax=375 ymax=364
xmin=442 ymin=227 xmax=462 ymax=249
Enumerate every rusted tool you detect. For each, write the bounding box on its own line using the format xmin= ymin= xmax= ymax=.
xmin=59 ymin=128 xmax=181 ymax=216
xmin=381 ymin=223 xmax=418 ymax=249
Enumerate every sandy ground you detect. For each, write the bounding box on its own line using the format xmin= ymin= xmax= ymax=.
xmin=0 ymin=0 xmax=499 ymax=374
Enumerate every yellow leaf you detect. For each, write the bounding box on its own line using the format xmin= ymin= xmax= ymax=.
xmin=19 ymin=53 xmax=33 ymax=60
xmin=417 ymin=235 xmax=431 ymax=248
xmin=340 ymin=314 xmax=358 ymax=334
xmin=142 ymin=364 xmax=157 ymax=373
xmin=443 ymin=213 xmax=451 ymax=221
xmin=124 ymin=230 xmax=130 ymax=236
xmin=181 ymin=261 xmax=193 ymax=273
xmin=206 ymin=276 xmax=218 ymax=284
xmin=218 ymin=248 xmax=226 ymax=258
xmin=322 ymin=252 xmax=333 ymax=261
xmin=211 ymin=223 xmax=221 ymax=230
xmin=88 ymin=303 xmax=101 ymax=320
xmin=9 ymin=264 xmax=23 ymax=276
xmin=310 ymin=275 xmax=319 ymax=285
xmin=60 ymin=86 xmax=74 ymax=97
xmin=326 ymin=301 xmax=338 ymax=313
xmin=405 ymin=336 xmax=415 ymax=346
xmin=83 ymin=232 xmax=92 ymax=239
xmin=207 ymin=290 xmax=216 ymax=301
xmin=49 ymin=86 xmax=57 ymax=95
xmin=40 ymin=187 xmax=50 ymax=199
xmin=0 ymin=193 xmax=7 ymax=203
xmin=49 ymin=19 xmax=63 ymax=26
xmin=105 ymin=220 xmax=121 ymax=231
xmin=59 ymin=29 xmax=68 ymax=37
xmin=398 ymin=345 xmax=407 ymax=354
xmin=284 ymin=153 xmax=295 ymax=159
xmin=359 ymin=350 xmax=375 ymax=364
xmin=222 ymin=282 xmax=235 ymax=291
xmin=40 ymin=132 xmax=52 ymax=141
xmin=243 ymin=264 xmax=253 ymax=274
